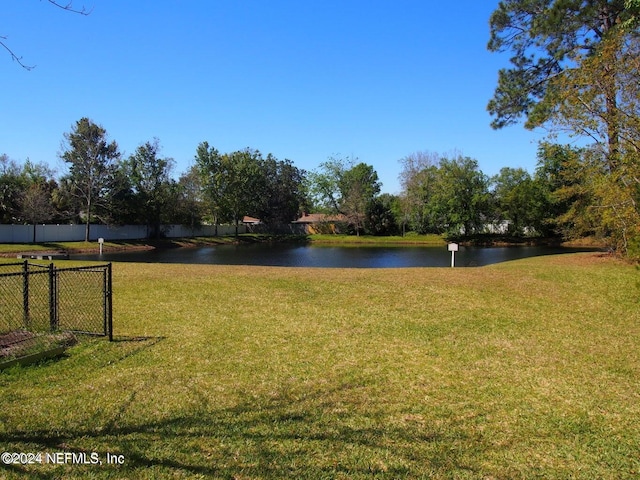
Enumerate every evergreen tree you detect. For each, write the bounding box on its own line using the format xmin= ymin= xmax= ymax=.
xmin=60 ymin=118 xmax=120 ymax=241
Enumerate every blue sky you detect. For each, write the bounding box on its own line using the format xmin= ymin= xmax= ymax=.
xmin=2 ymin=1 xmax=551 ymax=194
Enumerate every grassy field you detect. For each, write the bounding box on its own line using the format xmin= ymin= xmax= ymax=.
xmin=0 ymin=253 xmax=638 ymax=479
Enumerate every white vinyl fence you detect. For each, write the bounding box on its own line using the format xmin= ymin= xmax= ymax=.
xmin=0 ymin=224 xmax=248 ymax=243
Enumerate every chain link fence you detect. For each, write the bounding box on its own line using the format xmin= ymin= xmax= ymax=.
xmin=0 ymin=261 xmax=112 ymax=366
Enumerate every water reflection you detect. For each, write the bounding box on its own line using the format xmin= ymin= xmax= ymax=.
xmin=72 ymin=244 xmax=597 ymax=268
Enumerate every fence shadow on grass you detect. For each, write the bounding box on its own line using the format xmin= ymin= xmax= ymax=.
xmin=87 ymin=334 xmax=166 ymax=363
xmin=0 ymin=378 xmax=486 ymax=479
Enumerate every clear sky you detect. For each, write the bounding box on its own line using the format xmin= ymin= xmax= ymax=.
xmin=1 ymin=0 xmax=552 ymax=194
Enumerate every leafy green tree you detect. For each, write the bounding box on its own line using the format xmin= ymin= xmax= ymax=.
xmin=436 ymin=156 xmax=491 ymax=236
xmin=399 ymin=151 xmax=432 ymax=233
xmin=365 ymin=193 xmax=400 ymax=236
xmin=309 ymin=157 xmax=381 ymax=235
xmin=105 ymin=166 xmax=138 ymax=225
xmin=488 ymin=0 xmax=636 ymax=151
xmin=19 ymin=184 xmax=55 ymax=242
xmin=175 ymin=165 xmax=206 ymax=230
xmin=308 ymin=157 xmax=345 ymax=213
xmin=122 ymin=139 xmax=179 ymax=238
xmin=400 ymin=151 xmax=462 ymax=233
xmin=491 ymin=167 xmax=548 ymax=236
xmin=221 ymin=149 xmax=272 ymax=235
xmin=547 ymin=31 xmax=640 ymax=252
xmin=194 ymin=142 xmax=225 ymax=232
xmin=489 ymin=2 xmax=640 ymax=253
xmin=16 ymin=160 xmax=58 ymax=242
xmin=410 ymin=165 xmax=442 ymax=234
xmin=339 ymin=162 xmax=381 ymax=236
xmin=0 ymin=156 xmax=63 ymax=240
xmin=195 ymin=144 xmax=264 ymax=236
xmin=534 ymin=142 xmax=592 ymax=238
xmin=399 ymin=154 xmax=489 ymax=236
xmin=60 ymin=117 xmax=121 ymax=241
xmin=0 ymin=154 xmax=25 ymax=223
xmin=255 ymin=155 xmax=306 ymax=228
xmin=537 ymin=141 xmax=640 ymax=250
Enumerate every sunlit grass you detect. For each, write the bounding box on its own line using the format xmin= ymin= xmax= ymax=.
xmin=0 ymin=243 xmax=52 ymax=254
xmin=0 ymin=237 xmax=254 ymax=255
xmin=0 ymin=241 xmax=137 ymax=254
xmin=1 ymin=253 xmax=639 ymax=478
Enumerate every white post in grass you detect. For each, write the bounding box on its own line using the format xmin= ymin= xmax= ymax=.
xmin=98 ymin=237 xmax=104 ymax=255
xmin=448 ymin=242 xmax=458 ymax=268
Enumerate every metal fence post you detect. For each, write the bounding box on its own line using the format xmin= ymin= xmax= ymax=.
xmin=22 ymin=260 xmax=30 ymax=329
xmin=106 ymin=263 xmax=113 ymax=341
xmin=48 ymin=262 xmax=58 ymax=332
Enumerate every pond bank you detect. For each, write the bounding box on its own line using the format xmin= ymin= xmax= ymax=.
xmin=0 ymin=235 xmax=307 ymax=257
xmin=0 ymin=233 xmax=606 ymax=258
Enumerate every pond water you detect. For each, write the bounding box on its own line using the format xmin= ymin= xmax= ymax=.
xmin=72 ymin=244 xmax=598 ymax=268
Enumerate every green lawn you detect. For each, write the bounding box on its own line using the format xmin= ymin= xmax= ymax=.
xmin=1 ymin=253 xmax=638 ymax=479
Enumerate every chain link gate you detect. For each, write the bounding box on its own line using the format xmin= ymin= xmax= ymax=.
xmin=0 ymin=261 xmax=112 ymax=365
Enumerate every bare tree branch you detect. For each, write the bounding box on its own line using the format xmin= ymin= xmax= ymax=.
xmin=0 ymin=35 xmax=35 ymax=70
xmin=45 ymin=1 xmax=92 ymax=16
xmin=3 ymin=2 xmax=92 ymax=70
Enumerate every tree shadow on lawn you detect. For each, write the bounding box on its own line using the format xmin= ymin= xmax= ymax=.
xmin=0 ymin=380 xmax=486 ymax=479
xmin=76 ymin=335 xmax=166 ymax=366
xmin=0 ymin=335 xmax=166 ymax=373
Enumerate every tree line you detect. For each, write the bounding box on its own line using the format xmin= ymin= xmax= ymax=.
xmin=0 ymin=116 xmax=610 ymax=246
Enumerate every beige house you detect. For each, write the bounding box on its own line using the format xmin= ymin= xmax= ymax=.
xmin=293 ymin=213 xmax=348 ymax=234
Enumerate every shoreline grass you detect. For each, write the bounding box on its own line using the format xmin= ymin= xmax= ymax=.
xmin=0 ymin=235 xmax=286 ymax=256
xmin=1 ymin=253 xmax=639 ymax=478
xmin=0 ymin=234 xmax=446 ymax=257
xmin=0 ymin=233 xmax=604 ymax=257
xmin=308 ymin=233 xmax=447 ymax=245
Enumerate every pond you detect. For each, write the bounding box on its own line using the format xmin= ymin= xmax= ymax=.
xmin=71 ymin=244 xmax=598 ymax=268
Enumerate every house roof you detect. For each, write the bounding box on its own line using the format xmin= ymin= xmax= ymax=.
xmin=293 ymin=213 xmax=347 ymax=224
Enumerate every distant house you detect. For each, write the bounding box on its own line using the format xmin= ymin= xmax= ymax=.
xmin=293 ymin=212 xmax=348 ymax=234
xmin=241 ymin=216 xmax=262 ymax=233
xmin=242 ymin=216 xmax=261 ymax=225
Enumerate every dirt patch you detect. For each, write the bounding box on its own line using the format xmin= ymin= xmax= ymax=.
xmin=0 ymin=330 xmax=77 ymax=361
xmin=0 ymin=330 xmax=36 ymax=348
